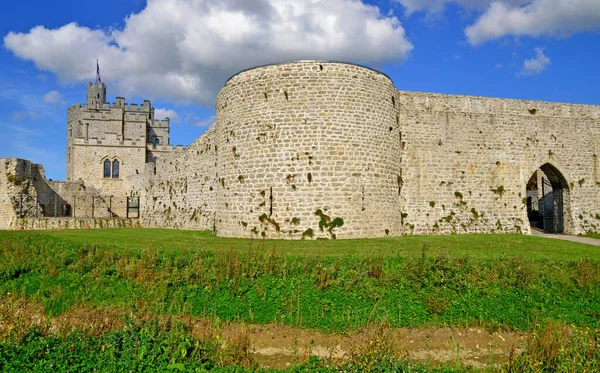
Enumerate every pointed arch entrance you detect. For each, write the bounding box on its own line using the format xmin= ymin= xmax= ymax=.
xmin=526 ymin=163 xmax=571 ymax=234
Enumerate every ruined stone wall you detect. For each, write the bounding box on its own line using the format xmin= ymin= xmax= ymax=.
xmin=397 ymin=92 xmax=600 ymax=235
xmin=0 ymin=158 xmax=130 ymax=230
xmin=0 ymin=159 xmax=38 ymax=228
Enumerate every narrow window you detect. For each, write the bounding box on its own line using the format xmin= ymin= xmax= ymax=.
xmin=69 ymin=127 xmax=72 ymax=137
xmin=85 ymin=124 xmax=89 ymax=141
xmin=97 ymin=93 xmax=100 ymax=99
xmin=112 ymin=160 xmax=120 ymax=179
xmin=155 ymin=138 xmax=160 ymax=145
xmin=103 ymin=160 xmax=111 ymax=178
xmin=269 ymin=187 xmax=273 ymax=217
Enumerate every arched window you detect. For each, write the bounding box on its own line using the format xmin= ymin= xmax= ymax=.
xmin=155 ymin=138 xmax=160 ymax=145
xmin=112 ymin=160 xmax=120 ymax=179
xmin=103 ymin=160 xmax=111 ymax=178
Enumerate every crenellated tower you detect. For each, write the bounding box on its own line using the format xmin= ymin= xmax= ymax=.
xmin=66 ymin=82 xmax=183 ymax=195
xmin=86 ymin=82 xmax=107 ymax=108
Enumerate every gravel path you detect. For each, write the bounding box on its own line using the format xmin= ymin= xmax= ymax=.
xmin=531 ymin=229 xmax=600 ymax=247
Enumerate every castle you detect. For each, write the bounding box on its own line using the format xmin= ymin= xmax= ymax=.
xmin=1 ymin=61 xmax=599 ymax=239
xmin=66 ymin=82 xmax=182 ymax=195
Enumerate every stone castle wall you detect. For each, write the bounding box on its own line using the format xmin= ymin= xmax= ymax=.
xmin=5 ymin=61 xmax=599 ymax=238
xmin=139 ymin=125 xmax=218 ymax=230
xmin=213 ymin=61 xmax=402 ymax=238
xmin=398 ymin=92 xmax=600 ymax=236
xmin=138 ymin=61 xmax=600 ymax=239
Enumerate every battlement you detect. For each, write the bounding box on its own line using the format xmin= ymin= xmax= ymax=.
xmin=81 ymin=82 xmax=152 ymax=112
xmin=87 ymin=82 xmax=105 ymax=88
xmin=81 ymin=102 xmax=152 ymax=113
xmin=148 ymin=119 xmax=170 ymax=127
xmin=397 ymin=90 xmax=600 ymax=119
xmin=147 ymin=144 xmax=185 ymax=152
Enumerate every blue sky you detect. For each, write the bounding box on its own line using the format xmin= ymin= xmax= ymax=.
xmin=2 ymin=0 xmax=599 ymax=180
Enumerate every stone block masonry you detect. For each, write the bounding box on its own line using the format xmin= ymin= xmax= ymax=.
xmin=139 ymin=60 xmax=600 ymax=239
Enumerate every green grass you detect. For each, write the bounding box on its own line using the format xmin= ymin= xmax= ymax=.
xmin=42 ymin=228 xmax=600 ymax=260
xmin=586 ymin=233 xmax=600 ymax=240
xmin=2 ymin=229 xmax=600 ymax=372
xmin=1 ymin=230 xmax=600 ymax=332
xmin=0 ymin=320 xmax=464 ymax=373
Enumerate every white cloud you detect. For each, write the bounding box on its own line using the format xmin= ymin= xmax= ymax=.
xmin=4 ymin=0 xmax=413 ymax=106
xmin=10 ymin=111 xmax=39 ymax=121
xmin=43 ymin=90 xmax=63 ymax=103
xmin=465 ymin=0 xmax=600 ymax=45
xmin=518 ymin=47 xmax=550 ymax=76
xmin=394 ymin=0 xmax=600 ymax=46
xmin=195 ymin=115 xmax=216 ymax=127
xmin=154 ymin=108 xmax=179 ymax=123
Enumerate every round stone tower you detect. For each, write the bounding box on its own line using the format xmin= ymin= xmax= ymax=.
xmin=213 ymin=61 xmax=403 ymax=239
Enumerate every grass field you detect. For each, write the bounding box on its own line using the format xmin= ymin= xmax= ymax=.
xmin=44 ymin=228 xmax=600 ymax=260
xmin=586 ymin=232 xmax=600 ymax=240
xmin=1 ymin=229 xmax=600 ymax=372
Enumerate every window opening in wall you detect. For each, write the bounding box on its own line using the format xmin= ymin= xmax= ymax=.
xmin=112 ymin=160 xmax=120 ymax=179
xmin=69 ymin=128 xmax=72 ymax=137
xmin=361 ymin=186 xmax=366 ymax=211
xmin=154 ymin=165 xmax=157 ymax=175
xmin=594 ymin=154 xmax=598 ymax=183
xmin=319 ymin=64 xmax=323 ymax=71
xmin=269 ymin=187 xmax=273 ymax=217
xmin=155 ymin=138 xmax=160 ymax=145
xmin=103 ymin=160 xmax=111 ymax=178
xmin=85 ymin=124 xmax=89 ymax=141
xmin=97 ymin=93 xmax=100 ymax=99
xmin=392 ymin=96 xmax=396 ymax=108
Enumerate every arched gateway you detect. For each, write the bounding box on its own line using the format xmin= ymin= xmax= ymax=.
xmin=526 ymin=163 xmax=571 ymax=234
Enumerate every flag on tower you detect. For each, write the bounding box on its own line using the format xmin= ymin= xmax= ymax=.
xmin=96 ymin=60 xmax=101 ymax=83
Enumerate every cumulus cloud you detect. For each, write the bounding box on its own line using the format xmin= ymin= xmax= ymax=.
xmin=394 ymin=0 xmax=600 ymax=45
xmin=154 ymin=108 xmax=179 ymax=123
xmin=4 ymin=0 xmax=413 ymax=106
xmin=518 ymin=47 xmax=550 ymax=76
xmin=43 ymin=90 xmax=63 ymax=103
xmin=465 ymin=0 xmax=600 ymax=45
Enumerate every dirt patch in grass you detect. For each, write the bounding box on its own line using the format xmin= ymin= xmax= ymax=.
xmin=1 ymin=297 xmax=524 ymax=370
xmin=211 ymin=323 xmax=523 ymax=369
